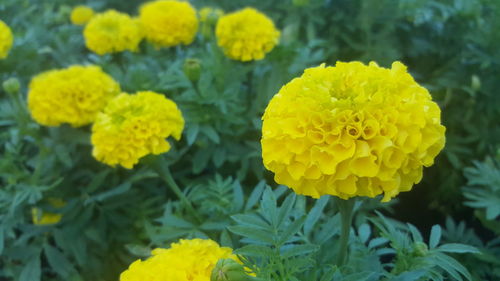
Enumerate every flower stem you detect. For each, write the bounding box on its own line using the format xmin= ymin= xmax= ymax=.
xmin=153 ymin=157 xmax=202 ymax=223
xmin=336 ymin=197 xmax=356 ymax=266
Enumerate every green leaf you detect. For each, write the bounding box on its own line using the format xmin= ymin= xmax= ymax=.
xmin=304 ymin=195 xmax=329 ymax=236
xmin=19 ymin=255 xmax=41 ymax=281
xmin=232 ymin=180 xmax=244 ymax=212
xmin=245 ymin=181 xmax=265 ymax=211
xmin=278 ymin=215 xmax=306 ymax=245
xmin=185 ymin=123 xmax=199 ymax=146
xmin=437 ymin=243 xmax=480 ymax=254
xmin=201 ymin=126 xmax=220 ymax=144
xmin=44 ymin=244 xmax=75 ymax=278
xmin=358 ymin=224 xmax=371 ymax=243
xmin=429 ymin=225 xmax=442 ymax=248
xmin=228 ymin=225 xmax=275 ymax=245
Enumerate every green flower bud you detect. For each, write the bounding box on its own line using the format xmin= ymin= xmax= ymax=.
xmin=292 ymin=0 xmax=310 ymax=7
xmin=183 ymin=58 xmax=201 ymax=82
xmin=211 ymin=259 xmax=256 ymax=281
xmin=3 ymin=77 xmax=20 ymax=95
xmin=471 ymin=75 xmax=481 ymax=91
xmin=412 ymin=241 xmax=428 ymax=257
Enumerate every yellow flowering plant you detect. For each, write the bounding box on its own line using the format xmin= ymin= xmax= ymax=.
xmin=27 ymin=65 xmax=120 ymax=127
xmin=84 ymin=10 xmax=143 ymax=55
xmin=261 ymin=60 xmax=445 ymax=266
xmin=216 ymin=8 xmax=280 ymax=61
xmin=0 ymin=19 xmax=13 ymax=59
xmin=139 ymin=0 xmax=198 ymax=47
xmin=70 ymin=5 xmax=94 ymax=25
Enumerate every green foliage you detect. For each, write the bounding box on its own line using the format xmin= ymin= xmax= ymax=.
xmin=1 ymin=0 xmax=499 ymax=280
xmin=463 ymin=156 xmax=500 ymax=232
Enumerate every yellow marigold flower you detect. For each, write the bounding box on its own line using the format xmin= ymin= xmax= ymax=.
xmin=91 ymin=91 xmax=184 ymax=169
xmin=0 ymin=19 xmax=13 ymax=59
xmin=120 ymin=238 xmax=238 ymax=281
xmin=28 ymin=65 xmax=120 ymax=127
xmin=216 ymin=7 xmax=280 ymax=62
xmin=70 ymin=5 xmax=94 ymax=25
xmin=139 ymin=0 xmax=198 ymax=47
xmin=32 ymin=198 xmax=65 ymax=225
xmin=84 ymin=10 xmax=143 ymax=55
xmin=261 ymin=61 xmax=446 ymax=202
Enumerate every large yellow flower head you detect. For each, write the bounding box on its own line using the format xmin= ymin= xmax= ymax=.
xmin=0 ymin=19 xmax=13 ymax=59
xmin=216 ymin=7 xmax=280 ymax=62
xmin=91 ymin=91 xmax=184 ymax=169
xmin=84 ymin=10 xmax=143 ymax=55
xmin=120 ymin=238 xmax=238 ymax=281
xmin=28 ymin=65 xmax=120 ymax=127
xmin=261 ymin=61 xmax=446 ymax=202
xmin=70 ymin=5 xmax=95 ymax=25
xmin=139 ymin=0 xmax=198 ymax=47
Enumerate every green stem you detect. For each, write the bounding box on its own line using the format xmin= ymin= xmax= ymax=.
xmin=336 ymin=197 xmax=356 ymax=266
xmin=153 ymin=157 xmax=202 ymax=223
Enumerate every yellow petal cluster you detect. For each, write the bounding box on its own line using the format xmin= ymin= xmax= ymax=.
xmin=216 ymin=7 xmax=280 ymax=62
xmin=70 ymin=5 xmax=95 ymax=25
xmin=84 ymin=10 xmax=143 ymax=55
xmin=0 ymin=19 xmax=13 ymax=59
xmin=261 ymin=61 xmax=446 ymax=202
xmin=28 ymin=65 xmax=120 ymax=127
xmin=91 ymin=91 xmax=184 ymax=169
xmin=139 ymin=0 xmax=198 ymax=47
xmin=120 ymin=238 xmax=238 ymax=281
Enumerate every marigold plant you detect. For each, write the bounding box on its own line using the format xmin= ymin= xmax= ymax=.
xmin=0 ymin=19 xmax=13 ymax=59
xmin=84 ymin=10 xmax=143 ymax=55
xmin=31 ymin=198 xmax=65 ymax=225
xmin=139 ymin=0 xmax=198 ymax=47
xmin=216 ymin=7 xmax=280 ymax=62
xmin=120 ymin=239 xmax=238 ymax=281
xmin=91 ymin=91 xmax=184 ymax=169
xmin=70 ymin=5 xmax=94 ymax=25
xmin=27 ymin=65 xmax=120 ymax=127
xmin=261 ymin=61 xmax=446 ymax=202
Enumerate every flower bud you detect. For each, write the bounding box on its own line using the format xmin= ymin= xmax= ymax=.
xmin=211 ymin=259 xmax=256 ymax=281
xmin=471 ymin=75 xmax=481 ymax=91
xmin=183 ymin=58 xmax=202 ymax=82
xmin=412 ymin=241 xmax=428 ymax=257
xmin=2 ymin=77 xmax=20 ymax=95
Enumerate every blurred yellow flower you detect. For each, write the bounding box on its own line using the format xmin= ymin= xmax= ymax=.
xmin=91 ymin=91 xmax=184 ymax=169
xmin=28 ymin=65 xmax=120 ymax=127
xmin=139 ymin=0 xmax=198 ymax=47
xmin=32 ymin=198 xmax=65 ymax=225
xmin=120 ymin=239 xmax=238 ymax=281
xmin=0 ymin=19 xmax=13 ymax=59
xmin=84 ymin=10 xmax=143 ymax=55
xmin=70 ymin=5 xmax=94 ymax=25
xmin=216 ymin=7 xmax=280 ymax=62
xmin=261 ymin=61 xmax=446 ymax=202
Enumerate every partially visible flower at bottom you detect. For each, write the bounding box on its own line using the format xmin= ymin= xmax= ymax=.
xmin=32 ymin=198 xmax=65 ymax=225
xmin=91 ymin=91 xmax=184 ymax=169
xmin=120 ymin=239 xmax=240 ymax=281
